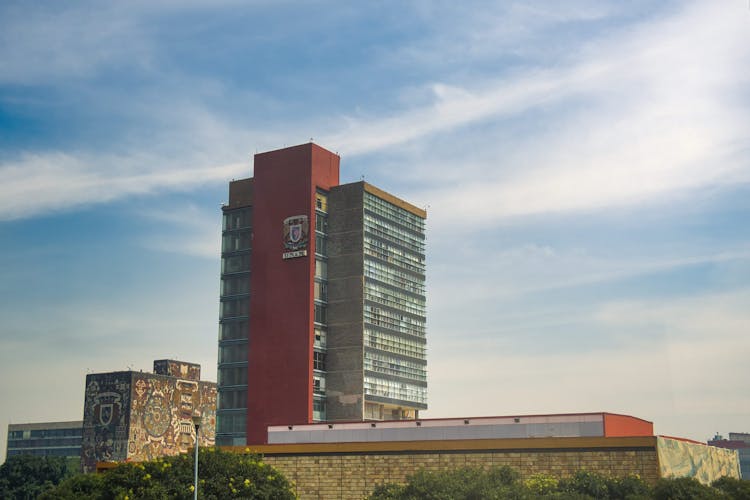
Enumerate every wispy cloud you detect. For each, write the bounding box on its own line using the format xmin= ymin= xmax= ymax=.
xmin=0 ymin=153 xmax=246 ymax=220
xmin=135 ymin=203 xmax=222 ymax=258
xmin=326 ymin=1 xmax=750 ymax=221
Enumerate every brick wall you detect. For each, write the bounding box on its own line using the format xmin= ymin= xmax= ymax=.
xmin=249 ymin=438 xmax=660 ymax=499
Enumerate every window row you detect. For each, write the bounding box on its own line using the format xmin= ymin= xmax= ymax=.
xmin=218 ymin=366 xmax=247 ymax=386
xmin=366 ymin=329 xmax=426 ymax=359
xmin=219 ymin=321 xmax=248 ymax=341
xmin=222 ymin=208 xmax=252 ymax=231
xmin=218 ymin=343 xmax=247 ymax=364
xmin=8 ymin=437 xmax=82 ymax=448
xmin=7 ymin=448 xmax=80 ymax=457
xmin=222 ymin=231 xmax=251 ymax=253
xmin=364 ymin=243 xmax=424 ymax=274
xmin=9 ymin=428 xmax=82 ymax=439
xmin=364 ymin=192 xmax=425 ymax=233
xmin=364 ymin=213 xmax=425 ymax=252
xmin=365 ymin=283 xmax=426 ymax=317
xmin=221 ymin=274 xmax=250 ymax=296
xmin=364 ymin=304 xmax=426 ymax=337
xmin=222 ymin=254 xmax=251 ymax=274
xmin=216 ymin=412 xmax=246 ymax=435
xmin=364 ymin=376 xmax=427 ymax=404
xmin=364 ymin=352 xmax=427 ymax=382
xmin=218 ymin=388 xmax=247 ymax=410
xmin=364 ymin=234 xmax=424 ymax=269
xmin=220 ymin=298 xmax=249 ymax=319
xmin=365 ymin=259 xmax=425 ymax=295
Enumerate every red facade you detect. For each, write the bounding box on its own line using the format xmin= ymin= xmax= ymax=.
xmin=247 ymin=143 xmax=340 ymax=444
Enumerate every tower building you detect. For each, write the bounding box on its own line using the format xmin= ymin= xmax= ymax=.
xmin=217 ymin=143 xmax=427 ymax=445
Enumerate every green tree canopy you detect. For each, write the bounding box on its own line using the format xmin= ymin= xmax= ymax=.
xmin=0 ymin=454 xmax=73 ymax=499
xmin=41 ymin=448 xmax=296 ymax=500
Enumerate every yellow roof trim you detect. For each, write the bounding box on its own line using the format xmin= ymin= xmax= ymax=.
xmin=363 ymin=182 xmax=427 ymax=219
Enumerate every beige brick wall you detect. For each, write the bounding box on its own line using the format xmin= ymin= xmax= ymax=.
xmin=264 ymin=448 xmax=659 ymax=500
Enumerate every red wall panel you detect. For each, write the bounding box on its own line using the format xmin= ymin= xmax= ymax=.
xmin=603 ymin=413 xmax=653 ymax=437
xmin=247 ymin=143 xmax=339 ymax=444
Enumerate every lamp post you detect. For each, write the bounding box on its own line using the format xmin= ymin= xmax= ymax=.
xmin=192 ymin=414 xmax=201 ymax=500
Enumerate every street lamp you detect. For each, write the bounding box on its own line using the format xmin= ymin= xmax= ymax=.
xmin=192 ymin=414 xmax=201 ymax=500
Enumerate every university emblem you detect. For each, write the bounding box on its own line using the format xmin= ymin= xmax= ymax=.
xmin=93 ymin=391 xmax=122 ymax=427
xmin=283 ymin=215 xmax=308 ymax=251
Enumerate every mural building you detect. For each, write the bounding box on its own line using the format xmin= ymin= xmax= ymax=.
xmin=81 ymin=360 xmax=216 ymax=472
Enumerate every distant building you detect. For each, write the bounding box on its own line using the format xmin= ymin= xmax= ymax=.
xmin=708 ymin=432 xmax=750 ymax=478
xmin=6 ymin=421 xmax=82 ymax=464
xmin=81 ymin=359 xmax=216 ymax=473
xmin=217 ymin=143 xmax=427 ymax=445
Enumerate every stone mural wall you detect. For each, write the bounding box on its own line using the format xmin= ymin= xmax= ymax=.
xmin=127 ymin=373 xmax=216 ymax=463
xmin=81 ymin=372 xmax=133 ymax=473
xmin=81 ymin=368 xmax=216 ymax=472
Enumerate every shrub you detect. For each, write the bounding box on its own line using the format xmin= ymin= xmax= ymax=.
xmin=652 ymin=476 xmax=720 ymax=499
xmin=711 ymin=476 xmax=750 ymax=499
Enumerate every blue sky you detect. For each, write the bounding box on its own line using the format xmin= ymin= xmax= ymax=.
xmin=1 ymin=1 xmax=749 ymax=460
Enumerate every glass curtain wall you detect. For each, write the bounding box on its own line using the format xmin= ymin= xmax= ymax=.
xmin=216 ymin=207 xmax=251 ymax=446
xmin=362 ymin=192 xmax=427 ymax=415
xmin=313 ymin=191 xmax=328 ymax=421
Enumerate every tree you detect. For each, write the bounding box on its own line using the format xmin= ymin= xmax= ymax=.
xmin=41 ymin=448 xmax=296 ymax=499
xmin=0 ymin=455 xmax=73 ymax=499
xmin=369 ymin=466 xmax=526 ymax=500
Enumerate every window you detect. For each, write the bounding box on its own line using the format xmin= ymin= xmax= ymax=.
xmin=314 ymin=281 xmax=327 ymax=302
xmin=315 ymin=213 xmax=328 ymax=233
xmin=314 ymin=303 xmax=327 ymax=324
xmin=313 ymin=375 xmax=326 ymax=394
xmin=315 ymin=192 xmax=328 ymax=213
xmin=314 ymin=259 xmax=327 ymax=278
xmin=313 ymin=351 xmax=326 ymax=371
xmin=218 ymin=366 xmax=247 ymax=386
xmin=219 ymin=321 xmax=248 ymax=340
xmin=314 ymin=327 xmax=327 ymax=348
xmin=219 ymin=344 xmax=247 ymax=363
xmin=315 ymin=234 xmax=327 ymax=255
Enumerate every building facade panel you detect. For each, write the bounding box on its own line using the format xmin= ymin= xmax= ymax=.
xmin=246 ymin=143 xmax=339 ymax=444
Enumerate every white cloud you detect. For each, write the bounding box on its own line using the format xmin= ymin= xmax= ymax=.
xmin=0 ymin=153 xmax=247 ymax=220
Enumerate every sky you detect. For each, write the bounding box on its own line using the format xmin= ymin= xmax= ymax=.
xmin=1 ymin=1 xmax=749 ymax=461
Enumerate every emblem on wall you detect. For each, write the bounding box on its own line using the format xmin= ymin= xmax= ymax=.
xmin=283 ymin=215 xmax=309 ymax=259
xmin=93 ymin=392 xmax=122 ymax=426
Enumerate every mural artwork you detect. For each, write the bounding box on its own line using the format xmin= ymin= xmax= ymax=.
xmin=81 ymin=367 xmax=216 ymax=472
xmin=81 ymin=373 xmax=132 ymax=473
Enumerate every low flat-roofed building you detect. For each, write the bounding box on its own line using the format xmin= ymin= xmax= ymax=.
xmin=267 ymin=412 xmax=653 ymax=444
xmin=6 ymin=420 xmax=83 ymax=462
